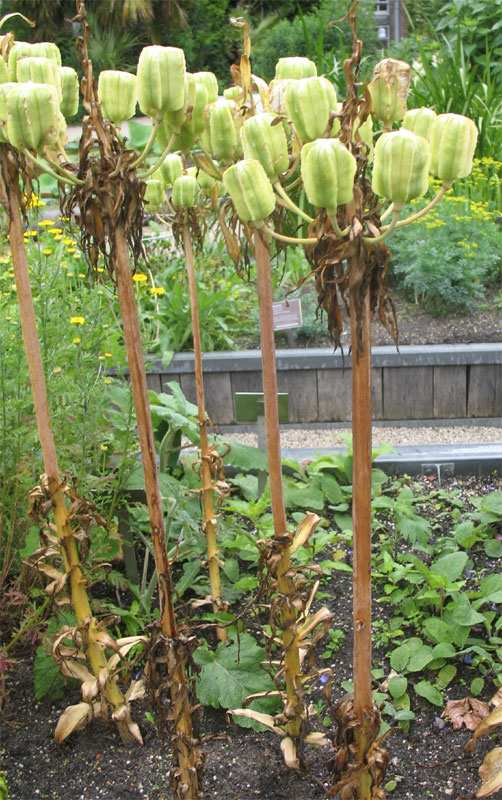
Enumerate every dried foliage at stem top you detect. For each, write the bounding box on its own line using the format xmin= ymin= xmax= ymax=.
xmin=61 ymin=1 xmax=145 ymax=283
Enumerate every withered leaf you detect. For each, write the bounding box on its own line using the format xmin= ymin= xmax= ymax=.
xmin=476 ymin=747 xmax=502 ymax=798
xmin=442 ymin=696 xmax=489 ymax=731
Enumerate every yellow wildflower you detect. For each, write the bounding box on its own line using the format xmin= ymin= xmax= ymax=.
xmin=38 ymin=220 xmax=53 ymax=227
xmin=132 ymin=273 xmax=147 ymax=283
xmin=149 ymin=286 xmax=165 ymax=295
xmin=104 ymin=377 xmax=112 ymax=384
xmin=53 ymin=366 xmax=61 ymax=373
xmin=42 ymin=248 xmax=52 ymax=255
xmin=73 ymin=337 xmax=81 ymax=344
xmin=70 ymin=316 xmax=85 ymax=325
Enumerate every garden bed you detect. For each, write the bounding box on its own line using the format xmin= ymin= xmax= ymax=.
xmin=2 ymin=473 xmax=502 ymax=800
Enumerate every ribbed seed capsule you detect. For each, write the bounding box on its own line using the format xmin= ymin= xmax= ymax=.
xmin=301 ymin=138 xmax=356 ymax=215
xmin=0 ymin=57 xmax=8 ymax=83
xmin=0 ymin=83 xmax=18 ymax=142
xmin=224 ymin=86 xmax=242 ymax=102
xmin=98 ymin=70 xmax=137 ymax=125
xmin=137 ymin=45 xmax=185 ymax=120
xmin=275 ymin=57 xmax=317 ymax=80
xmin=402 ymin=107 xmax=437 ymax=141
xmin=172 ymin=174 xmax=200 ymax=208
xmin=285 ymin=77 xmax=337 ymax=142
xmin=368 ymin=58 xmax=411 ymax=128
xmin=16 ymin=57 xmax=62 ymax=102
xmin=158 ymin=81 xmax=208 ymax=154
xmin=241 ymin=112 xmax=289 ymax=180
xmin=8 ymin=41 xmax=61 ymax=81
xmin=6 ymin=82 xmax=60 ymax=151
xmin=223 ymin=159 xmax=275 ymax=223
xmin=372 ymin=129 xmax=430 ymax=211
xmin=59 ymin=67 xmax=79 ymax=117
xmin=156 ymin=153 xmax=184 ymax=187
xmin=208 ymin=98 xmax=239 ymax=161
xmin=193 ymin=71 xmax=218 ymax=104
xmin=429 ymin=113 xmax=478 ymax=185
xmin=186 ymin=165 xmax=216 ymax=191
xmin=144 ymin=179 xmax=165 ymax=212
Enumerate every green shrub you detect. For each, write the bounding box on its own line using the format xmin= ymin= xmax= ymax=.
xmin=388 ymin=186 xmax=502 ymax=313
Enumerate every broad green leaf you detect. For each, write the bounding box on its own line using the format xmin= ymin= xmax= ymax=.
xmin=388 ymin=676 xmax=408 ymax=700
xmin=453 ymin=520 xmax=477 ymax=548
xmin=222 ymin=440 xmax=269 ymax=473
xmin=414 ymin=680 xmax=444 ymax=707
xmin=406 ymin=644 xmax=435 ymax=672
xmin=471 ymin=677 xmax=485 ymax=696
xmin=450 ymin=594 xmax=486 ymax=626
xmin=175 ymin=559 xmax=201 ymax=598
xmin=194 ymin=634 xmax=280 ymax=729
xmin=436 ymin=664 xmax=457 ymax=689
xmin=390 ymin=644 xmax=410 ymax=672
xmin=485 ymin=539 xmax=502 ymax=558
xmin=431 ymin=551 xmax=468 ymax=582
xmin=431 ymin=642 xmax=456 ymax=659
xmin=283 ymin=482 xmax=325 ymax=512
xmin=481 ymin=574 xmax=502 ymax=603
xmin=222 ymin=557 xmax=239 ymax=583
xmin=423 ymin=617 xmax=454 ymax=644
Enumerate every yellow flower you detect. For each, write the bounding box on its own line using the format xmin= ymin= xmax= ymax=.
xmin=54 ymin=235 xmax=63 ymax=241
xmin=97 ymin=267 xmax=104 ymax=273
xmin=42 ymin=248 xmax=52 ymax=255
xmin=73 ymin=254 xmax=81 ymax=259
xmin=78 ymin=273 xmax=86 ymax=278
xmin=67 ymin=247 xmax=76 ymax=254
xmin=67 ymin=272 xmax=74 ymax=277
xmin=63 ymin=238 xmax=75 ymax=246
xmin=53 ymin=366 xmax=61 ymax=373
xmin=132 ymin=273 xmax=147 ymax=283
xmin=104 ymin=352 xmax=112 ymax=358
xmin=149 ymin=286 xmax=165 ymax=295
xmin=38 ymin=220 xmax=53 ymax=227
xmin=73 ymin=337 xmax=81 ymax=344
xmin=48 ymin=228 xmax=60 ymax=235
xmin=104 ymin=377 xmax=112 ymax=384
xmin=100 ymin=444 xmax=108 ymax=451
xmin=0 ymin=256 xmax=10 ymax=263
xmin=70 ymin=316 xmax=85 ymax=325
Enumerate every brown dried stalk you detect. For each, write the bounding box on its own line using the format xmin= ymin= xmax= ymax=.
xmin=182 ymin=219 xmax=227 ymax=642
xmin=0 ymin=144 xmax=139 ymax=745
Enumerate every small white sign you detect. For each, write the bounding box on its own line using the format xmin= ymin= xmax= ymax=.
xmin=272 ymin=298 xmax=303 ymax=331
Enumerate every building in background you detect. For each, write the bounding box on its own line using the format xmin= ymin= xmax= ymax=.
xmin=375 ymin=0 xmax=408 ymax=47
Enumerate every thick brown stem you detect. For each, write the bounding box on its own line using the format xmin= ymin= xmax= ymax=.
xmin=1 ymin=147 xmax=132 ymax=743
xmin=182 ymin=223 xmax=226 ymax=642
xmin=254 ymin=228 xmax=302 ymax=736
xmin=349 ymin=283 xmax=373 ymax=718
xmin=113 ymin=223 xmax=200 ymax=797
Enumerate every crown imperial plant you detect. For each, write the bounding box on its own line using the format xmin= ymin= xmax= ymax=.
xmin=6 ymin=81 xmax=60 ymax=151
xmin=402 ymin=106 xmax=437 ymax=141
xmin=98 ymin=70 xmax=137 ymax=125
xmin=275 ymin=56 xmax=317 ymax=80
xmin=241 ymin=112 xmax=289 ymax=180
xmin=301 ymin=138 xmax=357 ymax=215
xmin=429 ymin=112 xmax=478 ymax=184
xmin=368 ymin=58 xmax=411 ymax=128
xmin=137 ymin=45 xmax=186 ymax=120
xmin=285 ymin=76 xmax=337 ymax=142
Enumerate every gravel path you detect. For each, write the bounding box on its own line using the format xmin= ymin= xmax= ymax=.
xmin=222 ymin=425 xmax=501 ymax=449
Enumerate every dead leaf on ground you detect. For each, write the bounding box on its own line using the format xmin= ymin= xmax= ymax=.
xmin=476 ymin=747 xmax=502 ymax=798
xmin=441 ymin=697 xmax=490 ymax=731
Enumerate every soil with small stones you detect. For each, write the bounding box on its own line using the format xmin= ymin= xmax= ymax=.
xmin=2 ymin=474 xmax=502 ymax=800
xmin=239 ymin=287 xmax=502 ymax=350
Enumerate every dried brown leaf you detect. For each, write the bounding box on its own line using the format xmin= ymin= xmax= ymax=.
xmin=476 ymin=747 xmax=502 ymax=797
xmin=289 ymin=512 xmax=321 ymax=554
xmin=466 ymin=707 xmax=502 ymax=754
xmin=280 ymin=736 xmax=300 ymax=770
xmin=442 ymin=697 xmax=490 ymax=731
xmin=54 ymin=702 xmax=92 ymax=744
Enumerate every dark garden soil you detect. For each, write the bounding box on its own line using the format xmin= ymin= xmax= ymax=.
xmin=241 ymin=286 xmax=502 ymax=350
xmin=2 ymin=474 xmax=502 ymax=800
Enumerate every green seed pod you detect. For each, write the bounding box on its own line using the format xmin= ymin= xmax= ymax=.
xmin=301 ymin=138 xmax=357 ymax=215
xmin=368 ymin=58 xmax=411 ymax=128
xmin=144 ymin=179 xmax=165 ymax=212
xmin=5 ymin=82 xmax=60 ymax=151
xmin=186 ymin=165 xmax=216 ymax=191
xmin=402 ymin=106 xmax=437 ymax=142
xmin=429 ymin=112 xmax=478 ymax=184
xmin=0 ymin=57 xmax=8 ymax=84
xmin=372 ymin=128 xmax=430 ymax=211
xmin=285 ymin=77 xmax=337 ymax=142
xmin=224 ymin=85 xmax=242 ymax=102
xmin=164 ymin=72 xmax=194 ymax=133
xmin=59 ymin=66 xmax=79 ymax=117
xmin=16 ymin=56 xmax=62 ymax=102
xmin=275 ymin=57 xmax=317 ymax=80
xmin=0 ymin=82 xmax=17 ymax=142
xmin=223 ymin=159 xmax=275 ymax=223
xmin=158 ymin=81 xmax=208 ymax=154
xmin=193 ymin=71 xmax=218 ymax=104
xmin=208 ymin=98 xmax=239 ymax=161
xmin=156 ymin=152 xmax=184 ymax=187
xmin=137 ymin=45 xmax=186 ymax=120
xmin=172 ymin=174 xmax=200 ymax=208
xmin=241 ymin=112 xmax=289 ymax=180
xmin=8 ymin=41 xmax=61 ymax=81
xmin=98 ymin=70 xmax=137 ymax=125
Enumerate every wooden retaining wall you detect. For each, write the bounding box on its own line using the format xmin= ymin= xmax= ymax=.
xmin=142 ymin=344 xmax=502 ymax=426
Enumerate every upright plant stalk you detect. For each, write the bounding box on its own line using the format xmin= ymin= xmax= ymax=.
xmin=349 ymin=277 xmax=374 ymax=799
xmin=0 ymin=147 xmax=134 ymax=744
xmin=254 ymin=228 xmax=303 ymax=736
xmin=113 ymin=222 xmax=201 ymax=798
xmin=182 ymin=221 xmax=227 ymax=642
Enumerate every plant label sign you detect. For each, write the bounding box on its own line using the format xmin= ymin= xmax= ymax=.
xmin=272 ymin=298 xmax=302 ymax=331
